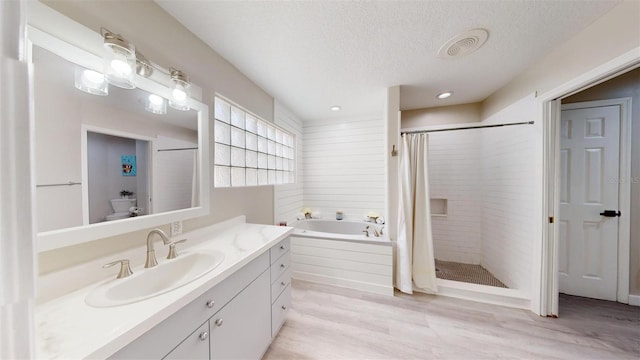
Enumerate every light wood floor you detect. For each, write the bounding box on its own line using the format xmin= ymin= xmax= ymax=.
xmin=264 ymin=280 xmax=639 ymax=359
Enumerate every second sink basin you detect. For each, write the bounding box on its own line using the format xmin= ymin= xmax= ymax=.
xmin=86 ymin=249 xmax=225 ymax=307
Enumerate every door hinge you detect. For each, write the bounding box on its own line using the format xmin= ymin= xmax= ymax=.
xmin=549 ymin=216 xmax=555 ymax=224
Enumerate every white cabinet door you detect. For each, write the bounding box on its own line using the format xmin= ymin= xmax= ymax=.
xmin=210 ymin=270 xmax=271 ymax=360
xmin=163 ymin=322 xmax=210 ymax=360
xmin=559 ymin=105 xmax=620 ymax=301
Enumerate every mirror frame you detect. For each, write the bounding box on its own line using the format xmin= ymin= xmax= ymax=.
xmin=28 ymin=4 xmax=210 ymax=252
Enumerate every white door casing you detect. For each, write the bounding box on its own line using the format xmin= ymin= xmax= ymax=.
xmin=537 ymin=49 xmax=638 ymax=317
xmin=559 ymin=105 xmax=620 ymax=301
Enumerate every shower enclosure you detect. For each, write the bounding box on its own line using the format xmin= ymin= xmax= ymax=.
xmin=408 ymin=121 xmax=535 ymax=292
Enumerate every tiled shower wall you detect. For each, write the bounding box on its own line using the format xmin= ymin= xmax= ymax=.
xmin=273 ymin=102 xmax=304 ymax=226
xmin=302 ymin=116 xmax=385 ymax=220
xmin=428 ymin=131 xmax=483 ymax=264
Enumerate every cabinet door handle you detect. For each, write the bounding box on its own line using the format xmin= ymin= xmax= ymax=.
xmin=281 ymin=281 xmax=287 ymax=286
xmin=280 ymin=263 xmax=286 ymax=268
xmin=280 ymin=245 xmax=285 ymax=250
xmin=199 ymin=331 xmax=209 ymax=341
xmin=215 ymin=318 xmax=224 ymax=327
xmin=206 ymin=300 xmax=215 ymax=308
xmin=281 ymin=305 xmax=287 ymax=310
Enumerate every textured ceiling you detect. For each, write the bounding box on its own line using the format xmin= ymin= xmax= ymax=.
xmin=157 ymin=0 xmax=619 ymax=121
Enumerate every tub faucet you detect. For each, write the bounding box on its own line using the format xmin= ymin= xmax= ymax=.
xmin=145 ymin=229 xmax=171 ymax=268
xmin=365 ymin=225 xmax=380 ymax=237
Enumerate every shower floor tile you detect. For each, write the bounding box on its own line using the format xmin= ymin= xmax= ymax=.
xmin=435 ymin=260 xmax=508 ymax=288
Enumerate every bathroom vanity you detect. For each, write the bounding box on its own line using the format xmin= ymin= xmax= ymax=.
xmin=36 ymin=218 xmax=293 ymax=359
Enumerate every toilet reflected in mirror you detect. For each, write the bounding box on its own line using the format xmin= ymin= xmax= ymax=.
xmin=106 ymin=198 xmax=137 ymax=221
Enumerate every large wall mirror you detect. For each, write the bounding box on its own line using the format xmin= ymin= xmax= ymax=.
xmin=29 ymin=5 xmax=210 ymax=251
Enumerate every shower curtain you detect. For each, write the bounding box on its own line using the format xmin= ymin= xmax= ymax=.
xmin=396 ymin=133 xmax=437 ymax=294
xmin=191 ymin=149 xmax=199 ymax=207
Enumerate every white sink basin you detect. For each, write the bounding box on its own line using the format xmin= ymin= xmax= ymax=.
xmin=85 ymin=250 xmax=225 ymax=307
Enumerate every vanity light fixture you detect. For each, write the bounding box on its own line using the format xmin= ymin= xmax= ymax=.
xmin=101 ymin=28 xmax=137 ymax=89
xmin=330 ymin=106 xmax=341 ymax=111
xmin=100 ymin=28 xmax=193 ymax=110
xmin=168 ymin=67 xmax=191 ymax=111
xmin=145 ymin=94 xmax=167 ymax=115
xmin=436 ymin=91 xmax=453 ymax=99
xmin=74 ymin=67 xmax=108 ymax=96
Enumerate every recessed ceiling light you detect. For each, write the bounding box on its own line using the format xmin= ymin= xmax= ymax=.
xmin=436 ymin=91 xmax=453 ymax=99
xmin=330 ymin=106 xmax=341 ymax=111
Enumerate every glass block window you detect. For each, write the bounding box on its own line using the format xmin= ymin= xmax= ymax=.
xmin=214 ymin=97 xmax=295 ymax=187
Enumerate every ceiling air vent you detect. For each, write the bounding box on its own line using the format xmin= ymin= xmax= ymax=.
xmin=438 ymin=28 xmax=489 ymax=58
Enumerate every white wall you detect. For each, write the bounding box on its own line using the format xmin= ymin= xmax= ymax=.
xmin=402 ymin=103 xmax=481 ymax=129
xmin=273 ymin=101 xmax=304 ymax=226
xmin=428 ymin=131 xmax=483 ymax=264
xmin=385 ymin=87 xmax=400 ymax=242
xmin=303 ymin=116 xmax=385 ymax=221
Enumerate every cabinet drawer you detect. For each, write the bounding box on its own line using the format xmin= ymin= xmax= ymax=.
xmin=163 ymin=321 xmax=209 ymax=360
xmin=270 ymin=251 xmax=290 ymax=283
xmin=270 ymin=237 xmax=290 ymax=264
xmin=199 ymin=251 xmax=269 ymax=317
xmin=271 ymin=266 xmax=291 ymax=302
xmin=271 ymin=284 xmax=291 ymax=337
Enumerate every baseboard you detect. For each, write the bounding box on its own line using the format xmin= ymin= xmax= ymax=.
xmin=628 ymin=294 xmax=640 ymax=306
xmin=292 ymin=271 xmax=394 ymax=296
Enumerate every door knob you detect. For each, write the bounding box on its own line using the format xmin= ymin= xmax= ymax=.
xmin=599 ymin=210 xmax=621 ymax=217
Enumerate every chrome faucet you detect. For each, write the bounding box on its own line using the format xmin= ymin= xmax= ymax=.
xmin=365 ymin=225 xmax=380 ymax=237
xmin=145 ymin=229 xmax=172 ymax=268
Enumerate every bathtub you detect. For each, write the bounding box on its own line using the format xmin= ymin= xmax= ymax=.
xmin=290 ymin=219 xmax=394 ymax=296
xmin=293 ymin=219 xmax=391 ymax=244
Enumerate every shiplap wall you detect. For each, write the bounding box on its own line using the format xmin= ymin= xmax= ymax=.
xmin=303 ymin=117 xmax=385 ymax=220
xmin=480 ymin=118 xmax=535 ymax=294
xmin=274 ymin=102 xmax=304 ymax=226
xmin=428 ymin=131 xmax=483 ymax=264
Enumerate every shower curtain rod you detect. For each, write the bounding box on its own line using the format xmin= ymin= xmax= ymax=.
xmin=157 ymin=147 xmax=198 ymax=152
xmin=401 ymin=121 xmax=534 ymax=134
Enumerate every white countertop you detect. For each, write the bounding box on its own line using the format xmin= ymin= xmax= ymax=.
xmin=36 ymin=218 xmax=293 ymax=359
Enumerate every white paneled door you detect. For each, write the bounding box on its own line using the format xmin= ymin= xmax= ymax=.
xmin=559 ymin=105 xmax=620 ymax=301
